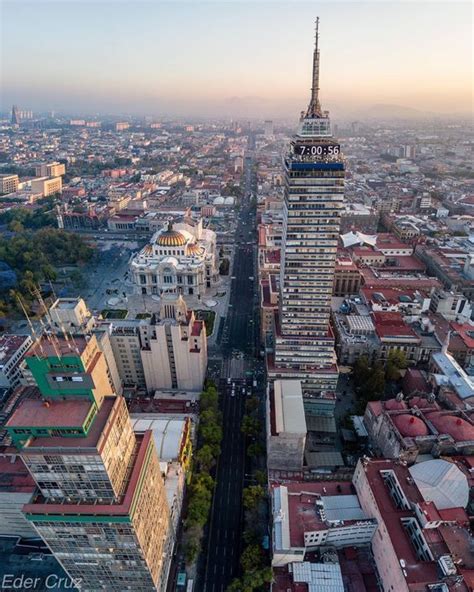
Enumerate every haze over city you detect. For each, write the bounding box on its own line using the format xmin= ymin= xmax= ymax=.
xmin=1 ymin=0 xmax=472 ymax=118
xmin=0 ymin=2 xmax=474 ymax=592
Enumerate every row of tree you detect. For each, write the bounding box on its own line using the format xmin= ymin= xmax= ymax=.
xmin=183 ymin=381 xmax=222 ymax=564
xmin=227 ymin=397 xmax=271 ymax=591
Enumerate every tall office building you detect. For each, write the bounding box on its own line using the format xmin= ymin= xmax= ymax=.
xmin=11 ymin=104 xmax=20 ymax=125
xmin=6 ymin=335 xmax=173 ymax=591
xmin=141 ymin=293 xmax=207 ymax=392
xmin=269 ymin=19 xmax=344 ymax=393
xmin=264 ymin=119 xmax=274 ymax=138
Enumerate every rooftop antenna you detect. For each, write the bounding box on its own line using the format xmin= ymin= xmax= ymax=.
xmin=33 ymin=283 xmax=82 ymax=355
xmin=442 ymin=330 xmax=451 ymax=355
xmin=306 ymin=17 xmax=323 ymax=119
xmin=15 ymin=292 xmax=44 ymax=358
xmin=48 ymin=279 xmax=57 ymax=301
xmin=29 ymin=284 xmax=65 ymax=359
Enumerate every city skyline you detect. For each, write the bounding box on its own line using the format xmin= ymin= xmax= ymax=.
xmin=1 ymin=1 xmax=472 ymax=118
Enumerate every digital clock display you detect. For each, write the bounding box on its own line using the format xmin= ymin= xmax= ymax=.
xmin=293 ymin=143 xmax=340 ymax=157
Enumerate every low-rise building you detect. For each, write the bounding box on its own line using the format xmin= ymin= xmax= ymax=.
xmin=333 ymin=255 xmax=361 ymax=297
xmin=429 ymin=289 xmax=472 ymax=322
xmin=267 ymin=380 xmax=306 ymax=476
xmin=271 ymin=481 xmax=377 ymax=567
xmin=364 ymin=398 xmax=474 ymax=462
xmin=260 ymin=274 xmax=279 ymax=345
xmin=372 ymin=311 xmax=421 ymax=364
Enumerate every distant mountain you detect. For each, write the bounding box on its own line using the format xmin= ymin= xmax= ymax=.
xmin=362 ymin=103 xmax=436 ymax=119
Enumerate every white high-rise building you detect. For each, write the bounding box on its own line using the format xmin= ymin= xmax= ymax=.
xmin=269 ymin=19 xmax=343 ymax=393
xmin=264 ymin=120 xmax=274 ymax=138
xmin=141 ymin=293 xmax=207 ymax=393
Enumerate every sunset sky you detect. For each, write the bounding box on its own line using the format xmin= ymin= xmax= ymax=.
xmin=1 ymin=1 xmax=472 ymax=118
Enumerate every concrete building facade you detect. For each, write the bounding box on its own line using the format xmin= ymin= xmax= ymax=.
xmin=269 ymin=23 xmax=343 ymax=393
xmin=267 ymin=380 xmax=306 ymax=474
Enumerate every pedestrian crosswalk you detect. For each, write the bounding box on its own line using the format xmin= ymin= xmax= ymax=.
xmin=221 ymin=356 xmax=247 ymax=379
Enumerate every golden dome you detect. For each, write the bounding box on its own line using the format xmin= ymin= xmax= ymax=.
xmin=157 ymin=222 xmax=187 ymax=247
xmin=187 ymin=242 xmax=205 ymax=256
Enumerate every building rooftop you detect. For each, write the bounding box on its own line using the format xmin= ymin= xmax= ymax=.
xmin=408 ymin=459 xmax=469 ymax=510
xmin=50 ymin=297 xmax=81 ymax=310
xmin=27 ymin=335 xmax=88 ymax=358
xmin=0 ymin=334 xmax=31 ymax=368
xmin=23 ymin=431 xmax=151 ymax=516
xmin=19 ymin=396 xmax=116 ymax=450
xmin=6 ymin=397 xmax=93 ymax=429
xmin=360 ymin=459 xmax=440 ymax=585
xmin=432 ymin=351 xmax=474 ymax=400
xmin=130 ymin=416 xmax=187 ymax=462
xmin=272 ymin=380 xmax=306 ymax=436
xmin=273 ymin=481 xmax=370 ymax=549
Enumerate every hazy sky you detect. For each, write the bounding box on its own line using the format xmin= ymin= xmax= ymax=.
xmin=0 ymin=1 xmax=472 ymax=118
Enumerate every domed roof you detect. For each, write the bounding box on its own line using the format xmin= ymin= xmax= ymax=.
xmin=157 ymin=222 xmax=187 ymax=247
xmin=408 ymin=396 xmax=432 ymax=409
xmin=392 ymin=414 xmax=429 ymax=438
xmin=187 ymin=242 xmax=204 ymax=256
xmin=427 ymin=413 xmax=474 ymax=442
xmin=385 ymin=398 xmax=407 ymax=411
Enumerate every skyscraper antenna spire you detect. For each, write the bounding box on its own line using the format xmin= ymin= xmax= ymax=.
xmin=306 ymin=17 xmax=323 ymax=118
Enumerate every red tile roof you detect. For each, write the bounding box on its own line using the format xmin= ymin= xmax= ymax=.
xmin=6 ymin=398 xmax=93 ymax=429
xmin=191 ymin=320 xmax=204 ymax=337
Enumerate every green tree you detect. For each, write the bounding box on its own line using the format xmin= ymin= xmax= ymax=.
xmin=200 ymin=408 xmax=219 ymax=426
xmin=243 ymin=485 xmax=265 ymax=510
xmin=195 ymin=445 xmax=215 ymax=472
xmin=353 ymin=355 xmax=371 ymax=387
xmin=240 ymin=544 xmax=263 ymax=572
xmin=199 ymin=422 xmax=222 ymax=450
xmin=8 ymin=220 xmax=24 ymax=233
xmin=241 ymin=415 xmax=260 ymax=438
xmin=247 ymin=442 xmax=265 ymax=458
xmin=186 ymin=486 xmax=212 ymax=527
xmin=200 ymin=388 xmax=218 ymax=412
xmin=385 ymin=350 xmax=408 ymax=381
xmin=245 ymin=396 xmax=259 ymax=414
xmin=253 ymin=470 xmax=267 ymax=486
xmin=366 ymin=362 xmax=386 ymax=399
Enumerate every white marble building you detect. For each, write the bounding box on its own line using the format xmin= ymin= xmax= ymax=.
xmin=130 ymin=218 xmax=219 ymax=300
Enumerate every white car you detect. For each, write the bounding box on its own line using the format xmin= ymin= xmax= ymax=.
xmin=231 ymin=389 xmax=235 ymax=397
